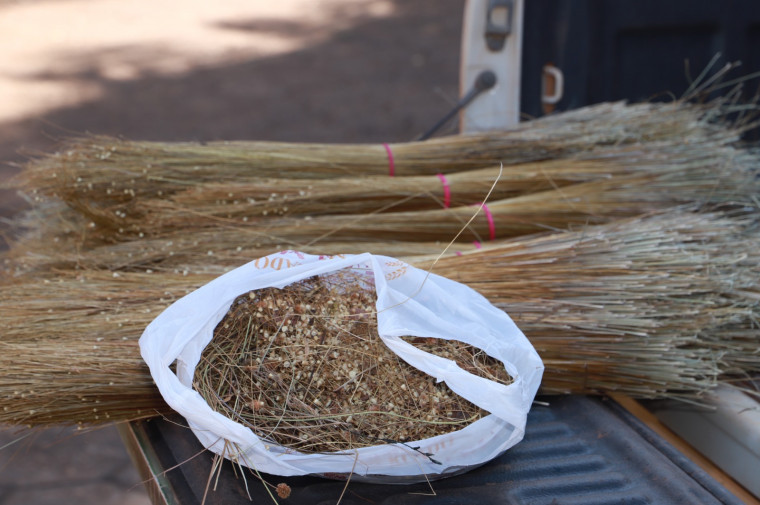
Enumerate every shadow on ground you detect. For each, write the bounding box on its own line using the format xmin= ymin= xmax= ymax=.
xmin=0 ymin=1 xmax=463 ymax=162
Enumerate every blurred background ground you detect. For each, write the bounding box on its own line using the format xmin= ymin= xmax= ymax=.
xmin=0 ymin=1 xmax=463 ymax=503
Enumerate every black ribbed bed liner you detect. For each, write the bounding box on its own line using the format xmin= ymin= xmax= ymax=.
xmin=134 ymin=395 xmax=743 ymax=504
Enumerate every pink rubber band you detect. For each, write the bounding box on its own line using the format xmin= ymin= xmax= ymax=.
xmin=382 ymin=143 xmax=395 ymax=177
xmin=470 ymin=203 xmax=496 ymax=241
xmin=482 ymin=203 xmax=496 ymax=240
xmin=436 ymin=173 xmax=451 ymax=208
xmin=455 ymin=251 xmax=463 ymax=256
xmin=473 ymin=241 xmax=482 ymax=249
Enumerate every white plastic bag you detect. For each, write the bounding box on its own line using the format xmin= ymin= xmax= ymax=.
xmin=140 ymin=251 xmax=544 ymax=482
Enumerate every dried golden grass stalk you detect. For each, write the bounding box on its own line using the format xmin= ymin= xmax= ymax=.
xmin=11 ymin=163 xmax=757 ymax=276
xmin=1 ymin=210 xmax=757 ymax=426
xmin=418 ymin=210 xmax=760 ymax=399
xmin=3 ymin=222 xmax=478 ymax=276
xmin=15 ymin=100 xmax=735 ymax=187
xmin=7 ymin=124 xmax=758 ymax=276
xmin=24 ymin=141 xmax=755 ymax=242
xmin=9 ymin=99 xmax=748 ymax=237
xmin=49 ymin=159 xmax=607 ymax=238
xmin=0 ymin=270 xmax=187 ymax=426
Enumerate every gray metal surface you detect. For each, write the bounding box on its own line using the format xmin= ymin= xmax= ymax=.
xmin=126 ymin=395 xmax=744 ymax=504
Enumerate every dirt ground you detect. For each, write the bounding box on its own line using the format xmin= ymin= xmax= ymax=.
xmin=0 ymin=1 xmax=463 ymax=503
xmin=0 ymin=0 xmax=464 ymax=241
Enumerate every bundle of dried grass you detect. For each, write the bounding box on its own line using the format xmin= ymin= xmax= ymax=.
xmin=418 ymin=210 xmax=760 ymax=400
xmin=9 ymin=132 xmax=760 ymax=277
xmin=1 ymin=211 xmax=757 ymax=427
xmin=10 ymin=98 xmax=751 ymax=244
xmin=3 ymin=227 xmax=480 ymax=276
xmin=11 ymin=165 xmax=757 ymax=276
xmin=34 ymin=159 xmax=609 ymax=239
xmin=21 ymin=142 xmax=755 ymax=244
xmin=0 ymin=270 xmax=182 ymax=427
xmin=6 ymin=115 xmax=757 ymax=276
xmin=17 ymin=100 xmax=738 ymax=192
xmin=3 ymin=87 xmax=758 ymax=429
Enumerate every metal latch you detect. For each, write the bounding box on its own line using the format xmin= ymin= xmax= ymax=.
xmin=460 ymin=0 xmax=524 ymax=131
xmin=485 ymin=0 xmax=514 ymax=51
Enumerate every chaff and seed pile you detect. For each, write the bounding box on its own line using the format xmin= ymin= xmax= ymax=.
xmin=1 ymin=98 xmax=759 ymax=452
xmin=197 ymin=270 xmax=511 ymax=453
